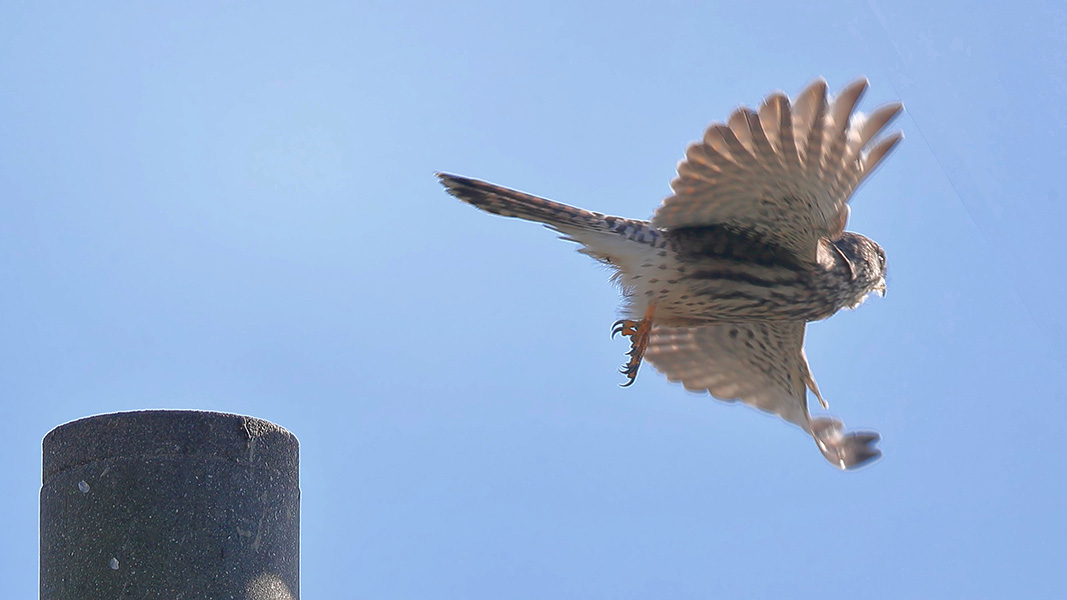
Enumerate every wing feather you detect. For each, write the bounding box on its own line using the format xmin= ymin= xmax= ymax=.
xmin=653 ymin=78 xmax=902 ymax=265
xmin=645 ymin=321 xmax=814 ymax=429
xmin=644 ymin=321 xmax=883 ymax=470
xmin=768 ymin=93 xmax=801 ymax=172
xmin=727 ymin=109 xmax=755 ymax=153
xmin=823 ymin=79 xmax=868 ymax=184
xmin=861 ymin=131 xmax=904 ymax=183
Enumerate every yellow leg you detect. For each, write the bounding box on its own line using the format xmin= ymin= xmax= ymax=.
xmin=611 ymin=303 xmax=656 ymax=387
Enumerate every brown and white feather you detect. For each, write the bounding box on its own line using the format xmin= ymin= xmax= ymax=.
xmin=644 ymin=321 xmax=815 ymax=429
xmin=653 ymin=77 xmax=902 ymax=265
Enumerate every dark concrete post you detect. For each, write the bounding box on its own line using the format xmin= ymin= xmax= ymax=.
xmin=41 ymin=410 xmax=300 ymax=599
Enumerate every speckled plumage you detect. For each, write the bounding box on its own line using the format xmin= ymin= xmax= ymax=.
xmin=438 ymin=78 xmax=901 ymax=470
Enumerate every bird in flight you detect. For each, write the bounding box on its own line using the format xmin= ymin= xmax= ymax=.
xmin=438 ymin=78 xmax=901 ymax=470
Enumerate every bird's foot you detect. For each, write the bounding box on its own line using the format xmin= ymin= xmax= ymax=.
xmin=611 ymin=320 xmax=639 ymax=339
xmin=612 ymin=303 xmax=656 ymax=387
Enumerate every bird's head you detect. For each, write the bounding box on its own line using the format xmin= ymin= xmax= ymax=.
xmin=833 ymin=232 xmax=887 ymax=308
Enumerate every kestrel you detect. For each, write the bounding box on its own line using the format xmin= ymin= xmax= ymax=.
xmin=438 ymin=78 xmax=901 ymax=470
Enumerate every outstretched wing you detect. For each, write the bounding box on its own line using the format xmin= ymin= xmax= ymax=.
xmin=652 ymin=78 xmax=902 ymax=266
xmin=645 ymin=321 xmax=816 ymax=428
xmin=644 ymin=321 xmax=881 ymax=469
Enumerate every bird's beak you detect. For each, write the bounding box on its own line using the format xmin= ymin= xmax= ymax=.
xmin=874 ymin=278 xmax=887 ymax=298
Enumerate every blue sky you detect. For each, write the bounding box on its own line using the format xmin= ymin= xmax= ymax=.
xmin=3 ymin=1 xmax=1066 ymax=597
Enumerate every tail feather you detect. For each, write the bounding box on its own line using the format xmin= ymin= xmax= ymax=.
xmin=810 ymin=417 xmax=882 ymax=470
xmin=437 ymin=172 xmax=612 ymax=233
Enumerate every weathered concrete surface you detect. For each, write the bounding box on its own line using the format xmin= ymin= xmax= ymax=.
xmin=41 ymin=410 xmax=300 ymax=599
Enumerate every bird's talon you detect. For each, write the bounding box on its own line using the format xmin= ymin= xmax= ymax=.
xmin=611 ymin=319 xmax=639 ymax=339
xmin=614 ymin=304 xmax=655 ymax=387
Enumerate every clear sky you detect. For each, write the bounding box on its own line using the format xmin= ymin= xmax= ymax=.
xmin=3 ymin=1 xmax=1066 ymax=598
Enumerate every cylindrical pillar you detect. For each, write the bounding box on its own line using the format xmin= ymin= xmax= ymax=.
xmin=41 ymin=410 xmax=300 ymax=599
